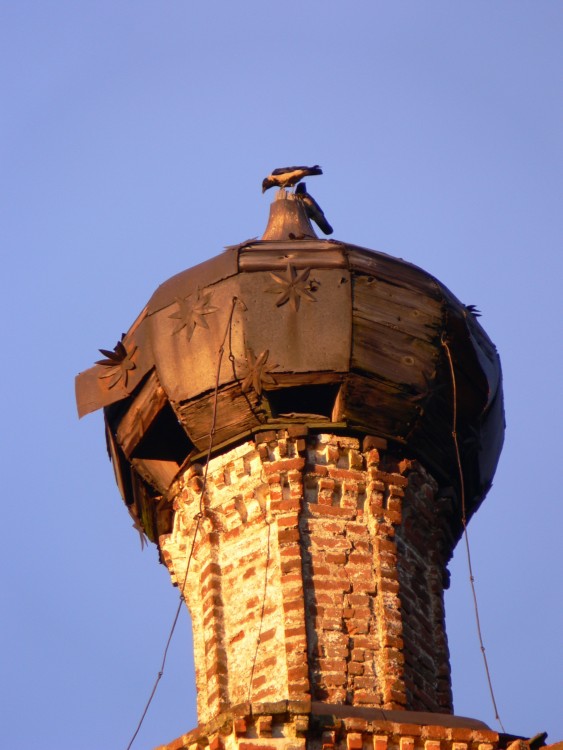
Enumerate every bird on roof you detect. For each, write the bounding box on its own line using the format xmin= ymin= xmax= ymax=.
xmin=262 ymin=165 xmax=322 ymax=192
xmin=295 ymin=182 xmax=333 ymax=235
xmin=465 ymin=304 xmax=482 ymax=318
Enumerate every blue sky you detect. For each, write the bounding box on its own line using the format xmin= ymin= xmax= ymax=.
xmin=1 ymin=3 xmax=562 ymax=748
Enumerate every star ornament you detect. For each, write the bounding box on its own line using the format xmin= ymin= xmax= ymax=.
xmin=241 ymin=346 xmax=278 ymax=396
xmin=169 ymin=288 xmax=219 ymax=341
xmin=96 ymin=336 xmax=137 ymax=390
xmin=266 ymin=263 xmax=316 ymax=312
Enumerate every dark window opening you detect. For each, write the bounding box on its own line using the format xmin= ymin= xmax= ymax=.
xmin=131 ymin=402 xmax=195 ymax=463
xmin=265 ymin=383 xmax=340 ymax=420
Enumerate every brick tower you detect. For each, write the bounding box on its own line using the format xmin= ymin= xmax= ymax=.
xmin=77 ymin=188 xmax=509 ymax=750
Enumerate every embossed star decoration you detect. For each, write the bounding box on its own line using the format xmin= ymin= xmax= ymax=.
xmin=266 ymin=263 xmax=316 ymax=312
xmin=96 ymin=335 xmax=137 ymax=389
xmin=241 ymin=345 xmax=278 ymax=396
xmin=169 ymin=288 xmax=219 ymax=341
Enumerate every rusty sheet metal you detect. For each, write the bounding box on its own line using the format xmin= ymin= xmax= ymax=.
xmin=149 ymin=267 xmax=352 ymax=405
xmin=238 ymin=244 xmax=348 ymax=271
xmin=148 ymin=275 xmax=246 ymax=403
xmin=233 ymin=267 xmax=352 ymax=376
xmin=244 ymin=238 xmax=340 ymax=254
xmin=75 ymin=306 xmax=154 ymax=418
xmin=147 ymin=246 xmax=239 ymax=315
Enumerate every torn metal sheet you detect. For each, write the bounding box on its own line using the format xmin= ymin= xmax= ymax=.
xmin=75 ymin=307 xmax=154 ymax=418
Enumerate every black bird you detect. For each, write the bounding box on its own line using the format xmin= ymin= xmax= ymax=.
xmin=465 ymin=304 xmax=482 ymax=318
xmin=262 ymin=165 xmax=322 ymax=192
xmin=295 ymin=182 xmax=333 ymax=235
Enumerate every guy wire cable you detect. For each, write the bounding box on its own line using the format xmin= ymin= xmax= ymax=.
xmin=126 ymin=297 xmax=242 ymax=750
xmin=441 ymin=333 xmax=505 ymax=733
xmin=247 ymin=517 xmax=272 ymax=702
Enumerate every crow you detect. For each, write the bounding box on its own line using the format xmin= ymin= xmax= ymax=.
xmin=465 ymin=304 xmax=482 ymax=318
xmin=262 ymin=165 xmax=322 ymax=192
xmin=295 ymin=182 xmax=333 ymax=235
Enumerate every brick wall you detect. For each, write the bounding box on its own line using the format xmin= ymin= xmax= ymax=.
xmin=160 ymin=432 xmax=455 ymax=724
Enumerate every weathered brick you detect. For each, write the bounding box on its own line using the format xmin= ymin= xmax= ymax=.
xmin=347 ymin=734 xmax=363 ymax=750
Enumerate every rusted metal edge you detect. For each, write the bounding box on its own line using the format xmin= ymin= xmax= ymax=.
xmin=242 ymin=238 xmax=344 ymax=253
xmin=239 ymin=242 xmax=348 ymax=271
xmin=147 ymin=246 xmax=240 ymax=315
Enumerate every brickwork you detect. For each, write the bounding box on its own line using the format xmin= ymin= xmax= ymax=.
xmin=160 ymin=432 xmax=454 ymax=724
xmin=154 ymin=704 xmax=499 ymax=750
xmin=395 ymin=466 xmax=453 ymax=713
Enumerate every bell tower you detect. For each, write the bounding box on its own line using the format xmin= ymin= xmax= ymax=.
xmin=77 ymin=183 xmax=507 ymax=750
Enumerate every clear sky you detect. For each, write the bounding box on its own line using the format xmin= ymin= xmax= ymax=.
xmin=1 ymin=2 xmax=562 ymax=748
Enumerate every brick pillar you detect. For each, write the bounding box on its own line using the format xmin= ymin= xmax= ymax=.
xmin=160 ymin=431 xmax=454 ymax=725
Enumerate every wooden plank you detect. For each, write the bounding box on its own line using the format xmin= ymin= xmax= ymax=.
xmin=333 ymin=373 xmax=419 ymax=442
xmin=175 ymin=383 xmax=268 ymax=451
xmin=351 ymin=315 xmax=438 ymax=390
xmin=346 ymin=245 xmax=443 ymax=300
xmin=352 ymin=275 xmax=443 ymax=344
xmin=132 ymin=457 xmax=179 ymax=495
xmin=116 ymin=370 xmax=168 ymax=457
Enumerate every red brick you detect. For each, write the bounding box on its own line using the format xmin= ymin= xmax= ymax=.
xmin=346 ymin=619 xmax=369 ymax=635
xmin=325 ymin=552 xmax=348 ymax=564
xmin=308 ymin=503 xmax=356 ymax=519
xmin=322 ymin=672 xmax=347 ymax=686
xmin=277 ymin=513 xmax=300 ymax=527
xmin=310 ymin=535 xmax=350 ymax=550
xmin=209 ymin=736 xmax=224 ymax=750
xmin=264 ymin=457 xmax=305 ymax=474
xmin=328 ymin=467 xmax=364 ymax=481
xmin=278 ymin=528 xmax=301 ymax=544
xmin=347 ymin=734 xmax=363 ymax=750
xmin=318 ymin=658 xmax=347 ymax=672
xmin=314 ymin=579 xmax=350 ymax=592
xmin=287 ymin=665 xmax=309 ymax=680
xmin=273 ymin=498 xmax=301 ymax=511
xmin=281 ymin=557 xmax=301 ymax=574
xmin=258 ymin=627 xmax=277 ymax=644
xmin=348 ymin=662 xmax=364 ymax=675
xmin=283 ymin=623 xmax=306 ymax=637
xmin=378 ymin=579 xmax=400 ymax=594
xmin=347 ymin=593 xmax=370 ymax=606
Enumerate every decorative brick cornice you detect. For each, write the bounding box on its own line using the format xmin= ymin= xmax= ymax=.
xmin=153 ymin=703 xmax=498 ymax=750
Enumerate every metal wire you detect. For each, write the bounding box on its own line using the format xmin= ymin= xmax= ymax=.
xmin=247 ymin=518 xmax=272 ymax=702
xmin=441 ymin=334 xmax=505 ymax=733
xmin=125 ymin=297 xmax=241 ymax=750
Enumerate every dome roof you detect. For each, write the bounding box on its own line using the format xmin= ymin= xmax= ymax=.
xmin=76 ymin=199 xmax=504 ymax=548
